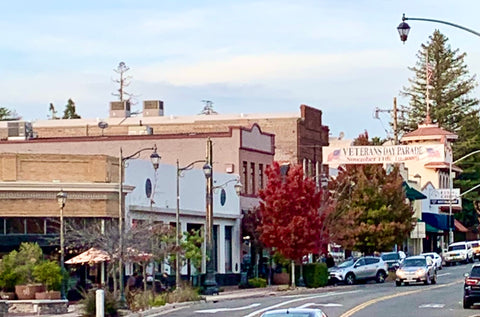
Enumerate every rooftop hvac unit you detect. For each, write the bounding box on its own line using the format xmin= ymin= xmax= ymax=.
xmin=109 ymin=101 xmax=131 ymax=118
xmin=7 ymin=121 xmax=33 ymax=140
xmin=143 ymin=100 xmax=164 ymax=117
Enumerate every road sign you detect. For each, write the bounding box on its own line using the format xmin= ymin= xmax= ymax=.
xmin=429 ymin=188 xmax=461 ymax=207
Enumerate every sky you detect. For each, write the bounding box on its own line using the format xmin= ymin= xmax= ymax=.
xmin=2 ymin=0 xmax=480 ymax=140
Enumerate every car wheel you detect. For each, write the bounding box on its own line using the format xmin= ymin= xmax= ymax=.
xmin=345 ymin=273 xmax=355 ymax=285
xmin=376 ymin=271 xmax=386 ymax=283
xmin=424 ymin=274 xmax=431 ymax=285
xmin=395 ymin=281 xmax=402 ymax=287
xmin=464 ymin=298 xmax=471 ymax=309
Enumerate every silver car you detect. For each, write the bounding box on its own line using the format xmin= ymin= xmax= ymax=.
xmin=328 ymin=256 xmax=388 ymax=285
xmin=395 ymin=255 xmax=437 ymax=286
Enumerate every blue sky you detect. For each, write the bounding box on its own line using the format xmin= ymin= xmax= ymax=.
xmin=1 ymin=0 xmax=480 ymax=140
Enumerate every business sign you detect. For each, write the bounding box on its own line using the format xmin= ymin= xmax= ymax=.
xmin=323 ymin=145 xmax=444 ymax=165
xmin=429 ymin=188 xmax=461 ymax=207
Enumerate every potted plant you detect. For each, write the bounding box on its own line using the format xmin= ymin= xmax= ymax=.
xmin=13 ymin=243 xmax=46 ymax=299
xmin=33 ymin=261 xmax=63 ymax=299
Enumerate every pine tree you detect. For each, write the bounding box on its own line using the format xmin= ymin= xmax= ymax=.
xmin=399 ymin=30 xmax=480 ymax=230
xmin=62 ymin=99 xmax=81 ymax=119
xmin=399 ymin=30 xmax=479 ymax=134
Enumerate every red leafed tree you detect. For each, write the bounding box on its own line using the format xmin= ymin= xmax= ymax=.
xmin=258 ymin=162 xmax=327 ymax=267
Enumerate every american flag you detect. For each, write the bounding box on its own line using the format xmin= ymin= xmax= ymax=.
xmin=426 ymin=147 xmax=440 ymax=157
xmin=328 ymin=149 xmax=341 ymax=161
xmin=426 ymin=63 xmax=434 ymax=84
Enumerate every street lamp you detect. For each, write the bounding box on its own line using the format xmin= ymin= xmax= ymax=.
xmin=118 ymin=145 xmax=160 ymax=304
xmin=202 ymin=138 xmax=242 ymax=295
xmin=56 ymin=190 xmax=67 ymax=300
xmin=176 ymin=158 xmax=208 ymax=289
xmin=397 ymin=13 xmax=480 ymax=43
xmin=448 ymin=150 xmax=480 ymax=244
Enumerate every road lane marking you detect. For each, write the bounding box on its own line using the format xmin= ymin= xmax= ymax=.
xmin=419 ymin=304 xmax=445 ymax=308
xmin=243 ymin=290 xmax=361 ymax=317
xmin=297 ymin=303 xmax=343 ymax=308
xmin=196 ymin=303 xmax=261 ymax=313
xmin=339 ymin=280 xmax=462 ymax=317
xmin=437 ymin=273 xmax=450 ymax=277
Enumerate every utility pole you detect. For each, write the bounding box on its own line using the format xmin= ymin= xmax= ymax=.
xmin=373 ymin=97 xmax=407 ymax=144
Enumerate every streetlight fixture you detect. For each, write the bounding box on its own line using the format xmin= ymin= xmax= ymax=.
xmin=118 ymin=145 xmax=160 ymax=304
xmin=176 ymin=158 xmax=208 ymax=289
xmin=202 ymin=138 xmax=242 ymax=295
xmin=397 ymin=13 xmax=480 ymax=43
xmin=56 ymin=190 xmax=67 ymax=300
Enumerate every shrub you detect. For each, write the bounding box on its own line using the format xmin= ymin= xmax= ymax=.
xmin=166 ymin=286 xmax=203 ymax=303
xmin=33 ymin=261 xmax=63 ymax=291
xmin=248 ymin=277 xmax=267 ymax=288
xmin=14 ymin=243 xmax=44 ymax=285
xmin=79 ymin=289 xmax=118 ymax=317
xmin=302 ymin=263 xmax=328 ymax=288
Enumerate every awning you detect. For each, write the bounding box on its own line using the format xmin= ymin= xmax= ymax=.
xmin=422 ymin=212 xmax=453 ymax=231
xmin=402 ymin=181 xmax=427 ymax=200
xmin=454 ymin=219 xmax=469 ymax=233
xmin=425 ymin=223 xmax=443 ymax=233
xmin=65 ymin=247 xmax=110 ymax=265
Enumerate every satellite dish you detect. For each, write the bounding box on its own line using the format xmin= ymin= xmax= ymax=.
xmin=98 ymin=121 xmax=108 ymax=136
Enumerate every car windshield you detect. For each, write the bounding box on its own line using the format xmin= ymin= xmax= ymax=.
xmin=337 ymin=259 xmax=355 ymax=268
xmin=381 ymin=253 xmax=399 ymax=261
xmin=472 ymin=242 xmax=479 ymax=248
xmin=449 ymin=245 xmax=466 ymax=251
xmin=471 ymin=267 xmax=480 ymax=278
xmin=402 ymin=258 xmax=426 ymax=267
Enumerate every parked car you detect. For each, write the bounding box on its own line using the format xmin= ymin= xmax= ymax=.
xmin=328 ymin=256 xmax=388 ymax=285
xmin=469 ymin=240 xmax=480 ymax=260
xmin=261 ymin=308 xmax=328 ymax=317
xmin=464 ymin=263 xmax=480 ymax=308
xmin=444 ymin=241 xmax=473 ymax=266
xmin=395 ymin=255 xmax=437 ymax=286
xmin=380 ymin=251 xmax=406 ymax=271
xmin=420 ymin=252 xmax=443 ymax=270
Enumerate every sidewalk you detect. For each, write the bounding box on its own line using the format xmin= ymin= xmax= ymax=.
xmin=27 ymin=284 xmax=339 ymax=317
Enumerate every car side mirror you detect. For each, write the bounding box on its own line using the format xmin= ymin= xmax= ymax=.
xmin=465 ymin=272 xmax=470 ymax=277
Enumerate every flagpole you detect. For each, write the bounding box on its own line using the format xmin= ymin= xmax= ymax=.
xmin=425 ymin=48 xmax=430 ymax=122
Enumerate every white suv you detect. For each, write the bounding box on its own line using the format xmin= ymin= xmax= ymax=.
xmin=445 ymin=241 xmax=474 ymax=266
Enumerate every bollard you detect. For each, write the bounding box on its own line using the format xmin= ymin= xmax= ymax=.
xmin=96 ymin=289 xmax=104 ymax=317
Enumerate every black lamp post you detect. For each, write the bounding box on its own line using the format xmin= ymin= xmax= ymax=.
xmin=56 ymin=190 xmax=67 ymax=300
xmin=201 ymin=138 xmax=242 ymax=294
xmin=118 ymin=145 xmax=160 ymax=305
xmin=397 ymin=13 xmax=480 ymax=43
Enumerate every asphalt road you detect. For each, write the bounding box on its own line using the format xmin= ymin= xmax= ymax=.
xmin=151 ymin=262 xmax=475 ymax=317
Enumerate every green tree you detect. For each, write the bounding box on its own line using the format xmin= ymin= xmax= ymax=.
xmin=327 ymin=132 xmax=413 ymax=255
xmin=181 ymin=229 xmax=204 ymax=286
xmin=62 ymin=99 xmax=81 ymax=119
xmin=399 ymin=30 xmax=480 ymax=230
xmin=399 ymin=30 xmax=479 ymax=134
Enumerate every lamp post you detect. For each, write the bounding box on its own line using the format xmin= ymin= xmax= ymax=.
xmin=202 ymin=138 xmax=242 ymax=295
xmin=118 ymin=145 xmax=161 ymax=304
xmin=56 ymin=190 xmax=67 ymax=300
xmin=397 ymin=13 xmax=480 ymax=43
xmin=448 ymin=150 xmax=480 ymax=244
xmin=176 ymin=158 xmax=209 ymax=289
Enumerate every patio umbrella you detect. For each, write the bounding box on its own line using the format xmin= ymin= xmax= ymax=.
xmin=65 ymin=247 xmax=111 ymax=265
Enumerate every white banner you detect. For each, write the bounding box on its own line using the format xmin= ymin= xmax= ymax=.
xmin=323 ymin=145 xmax=445 ymax=164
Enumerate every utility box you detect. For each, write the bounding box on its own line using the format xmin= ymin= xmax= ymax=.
xmin=143 ymin=100 xmax=164 ymax=117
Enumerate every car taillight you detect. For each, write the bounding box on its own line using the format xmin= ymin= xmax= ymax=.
xmin=466 ymin=278 xmax=480 ymax=286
